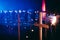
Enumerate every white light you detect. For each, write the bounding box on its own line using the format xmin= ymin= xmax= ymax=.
xmin=36 ymin=10 xmax=39 ymax=13
xmin=31 ymin=29 xmax=34 ymax=32
xmin=19 ymin=10 xmax=21 ymax=13
xmin=9 ymin=10 xmax=13 ymax=13
xmin=35 ymin=11 xmax=39 ymax=13
xmin=26 ymin=36 xmax=28 ymax=38
xmin=35 ymin=19 xmax=38 ymax=21
xmin=35 ymin=11 xmax=37 ymax=13
xmin=51 ymin=16 xmax=56 ymax=25
xmin=4 ymin=10 xmax=8 ymax=13
xmin=22 ymin=10 xmax=26 ymax=12
xmin=49 ymin=16 xmax=57 ymax=25
xmin=15 ymin=10 xmax=18 ymax=13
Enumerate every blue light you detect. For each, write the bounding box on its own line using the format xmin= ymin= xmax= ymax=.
xmin=15 ymin=10 xmax=18 ymax=13
xmin=35 ymin=10 xmax=39 ymax=14
xmin=3 ymin=10 xmax=8 ymax=13
xmin=0 ymin=10 xmax=2 ymax=13
xmin=27 ymin=9 xmax=33 ymax=13
xmin=5 ymin=21 xmax=7 ymax=23
xmin=36 ymin=10 xmax=39 ymax=13
xmin=4 ymin=18 xmax=7 ymax=20
xmin=4 ymin=18 xmax=7 ymax=24
xmin=13 ymin=23 xmax=16 ymax=26
xmin=35 ymin=19 xmax=38 ymax=21
xmin=31 ymin=19 xmax=33 ymax=21
xmin=0 ymin=9 xmax=39 ymax=36
xmin=9 ymin=21 xmax=12 ymax=23
xmin=9 ymin=10 xmax=13 ymax=13
xmin=35 ymin=11 xmax=37 ymax=13
xmin=19 ymin=10 xmax=21 ymax=13
xmin=24 ymin=27 xmax=26 ymax=29
xmin=22 ymin=10 xmax=26 ymax=13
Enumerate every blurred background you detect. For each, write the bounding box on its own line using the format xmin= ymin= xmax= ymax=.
xmin=0 ymin=0 xmax=60 ymax=40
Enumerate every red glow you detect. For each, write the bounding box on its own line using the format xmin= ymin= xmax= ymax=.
xmin=42 ymin=12 xmax=46 ymax=18
xmin=42 ymin=0 xmax=46 ymax=18
xmin=42 ymin=0 xmax=46 ymax=11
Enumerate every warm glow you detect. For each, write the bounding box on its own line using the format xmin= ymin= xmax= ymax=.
xmin=50 ymin=16 xmax=57 ymax=25
xmin=42 ymin=0 xmax=46 ymax=11
xmin=42 ymin=0 xmax=46 ymax=18
xmin=42 ymin=12 xmax=46 ymax=18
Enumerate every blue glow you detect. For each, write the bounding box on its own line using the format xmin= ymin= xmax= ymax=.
xmin=0 ymin=10 xmax=39 ymax=38
xmin=15 ymin=10 xmax=18 ymax=13
xmin=0 ymin=10 xmax=2 ymax=13
xmin=19 ymin=10 xmax=22 ymax=13
xmin=0 ymin=0 xmax=41 ymax=10
xmin=9 ymin=10 xmax=13 ymax=13
xmin=3 ymin=10 xmax=8 ymax=13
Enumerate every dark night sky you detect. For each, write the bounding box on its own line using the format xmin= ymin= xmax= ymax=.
xmin=46 ymin=0 xmax=60 ymax=14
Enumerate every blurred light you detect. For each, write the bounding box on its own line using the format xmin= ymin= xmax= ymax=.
xmin=5 ymin=21 xmax=7 ymax=23
xmin=51 ymin=16 xmax=56 ymax=25
xmin=22 ymin=10 xmax=26 ymax=12
xmin=13 ymin=23 xmax=16 ymax=26
xmin=4 ymin=10 xmax=8 ymax=13
xmin=9 ymin=10 xmax=13 ymax=13
xmin=6 ymin=25 xmax=9 ymax=27
xmin=26 ymin=36 xmax=28 ymax=38
xmin=49 ymin=16 xmax=57 ymax=25
xmin=35 ymin=11 xmax=37 ymax=13
xmin=24 ymin=27 xmax=26 ymax=29
xmin=31 ymin=29 xmax=34 ymax=32
xmin=19 ymin=10 xmax=21 ymax=13
xmin=31 ymin=19 xmax=33 ymax=21
xmin=36 ymin=10 xmax=39 ymax=13
xmin=9 ymin=21 xmax=12 ymax=23
xmin=42 ymin=0 xmax=46 ymax=11
xmin=4 ymin=18 xmax=7 ymax=20
xmin=11 ymin=28 xmax=13 ymax=30
xmin=15 ymin=10 xmax=18 ymax=13
xmin=27 ymin=9 xmax=32 ymax=13
xmin=42 ymin=12 xmax=46 ymax=18
xmin=35 ymin=10 xmax=39 ymax=13
xmin=29 ymin=13 xmax=32 ymax=14
xmin=24 ymin=22 xmax=26 ymax=24
xmin=27 ymin=11 xmax=30 ymax=13
xmin=53 ymin=14 xmax=55 ymax=16
xmin=0 ymin=10 xmax=2 ymax=13
xmin=4 ymin=18 xmax=7 ymax=23
xmin=35 ymin=19 xmax=38 ymax=21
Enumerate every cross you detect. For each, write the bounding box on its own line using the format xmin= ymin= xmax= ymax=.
xmin=34 ymin=12 xmax=49 ymax=40
xmin=34 ymin=0 xmax=49 ymax=40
